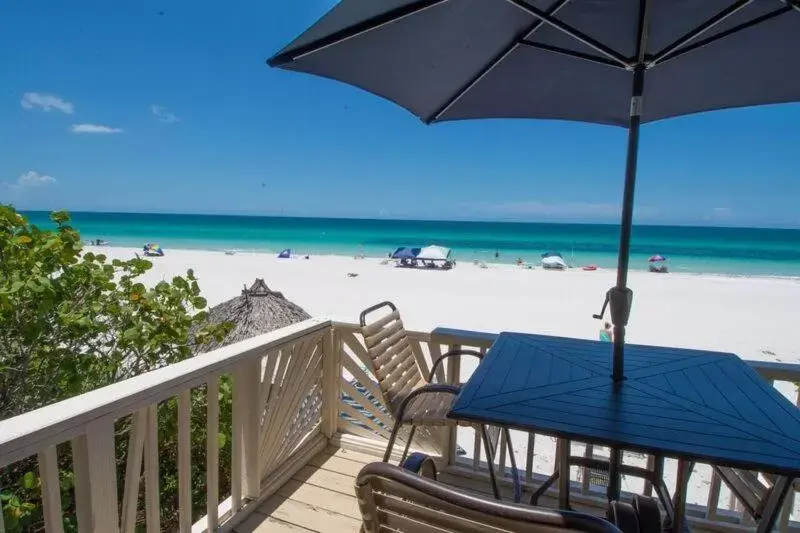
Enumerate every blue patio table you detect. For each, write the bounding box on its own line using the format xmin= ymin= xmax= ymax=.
xmin=448 ymin=332 xmax=800 ymax=533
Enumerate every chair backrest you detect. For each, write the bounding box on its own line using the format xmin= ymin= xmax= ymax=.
xmin=356 ymin=462 xmax=623 ymax=533
xmin=359 ymin=301 xmax=423 ymax=413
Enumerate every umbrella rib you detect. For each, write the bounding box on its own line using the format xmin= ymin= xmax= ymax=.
xmin=267 ymin=0 xmax=449 ymax=66
xmin=654 ymin=5 xmax=793 ymax=68
xmin=502 ymin=0 xmax=631 ymax=69
xmin=650 ymin=0 xmax=755 ymax=66
xmin=518 ymin=41 xmax=628 ymax=70
xmin=425 ymin=0 xmax=573 ymax=124
xmin=784 ymin=0 xmax=800 ymax=12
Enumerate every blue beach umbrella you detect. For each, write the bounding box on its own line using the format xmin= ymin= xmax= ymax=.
xmin=392 ymin=247 xmax=421 ymax=259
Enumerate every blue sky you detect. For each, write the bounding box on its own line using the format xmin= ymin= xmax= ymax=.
xmin=1 ymin=0 xmax=798 ymax=228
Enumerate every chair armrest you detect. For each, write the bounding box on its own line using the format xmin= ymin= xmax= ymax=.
xmin=428 ymin=349 xmax=484 ymax=383
xmin=395 ymin=383 xmax=460 ymax=421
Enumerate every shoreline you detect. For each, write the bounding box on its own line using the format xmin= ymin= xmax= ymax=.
xmin=89 ymin=244 xmax=800 ymax=281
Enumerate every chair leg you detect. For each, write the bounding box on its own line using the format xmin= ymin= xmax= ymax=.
xmin=399 ymin=426 xmax=416 ymax=465
xmin=383 ymin=419 xmax=404 ymax=462
xmin=481 ymin=425 xmax=501 ymax=500
xmin=504 ymin=428 xmax=522 ymax=503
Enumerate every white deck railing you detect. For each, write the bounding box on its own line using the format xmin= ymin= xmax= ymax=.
xmin=1 ymin=318 xmax=797 ymax=532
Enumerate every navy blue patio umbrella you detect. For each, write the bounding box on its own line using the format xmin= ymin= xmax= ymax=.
xmin=268 ymin=0 xmax=800 ymax=380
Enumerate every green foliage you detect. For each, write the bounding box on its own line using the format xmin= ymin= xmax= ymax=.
xmin=0 ymin=206 xmax=233 ymax=531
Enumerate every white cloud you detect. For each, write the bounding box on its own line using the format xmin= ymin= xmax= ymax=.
xmin=703 ymin=206 xmax=734 ymax=222
xmin=21 ymin=92 xmax=74 ymax=114
xmin=17 ymin=170 xmax=57 ymax=187
xmin=70 ymin=123 xmax=124 ymax=134
xmin=150 ymin=104 xmax=180 ymax=123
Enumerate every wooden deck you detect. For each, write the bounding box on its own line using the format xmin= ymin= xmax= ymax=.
xmin=234 ymin=446 xmax=373 ymax=533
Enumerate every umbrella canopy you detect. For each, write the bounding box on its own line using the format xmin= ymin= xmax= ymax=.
xmin=278 ymin=248 xmax=292 ymax=258
xmin=648 ymin=254 xmax=667 ymax=262
xmin=143 ymin=243 xmax=164 ymax=257
xmin=268 ymin=1 xmax=800 ymax=380
xmin=391 ymin=246 xmax=421 ymax=259
xmin=541 ymin=251 xmax=563 ymax=258
xmin=417 ymin=245 xmax=451 ymax=261
xmin=192 ymin=278 xmax=310 ymax=353
xmin=542 ymin=255 xmax=567 ymax=268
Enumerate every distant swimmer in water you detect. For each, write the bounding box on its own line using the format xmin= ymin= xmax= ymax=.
xmin=494 ymin=250 xmax=499 ymax=259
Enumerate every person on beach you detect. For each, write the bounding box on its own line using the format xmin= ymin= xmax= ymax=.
xmin=599 ymin=322 xmax=613 ymax=342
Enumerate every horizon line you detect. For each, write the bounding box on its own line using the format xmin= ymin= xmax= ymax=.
xmin=17 ymin=208 xmax=800 ymax=231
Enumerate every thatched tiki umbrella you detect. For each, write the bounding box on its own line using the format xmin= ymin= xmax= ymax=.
xmin=194 ymin=278 xmax=310 ymax=353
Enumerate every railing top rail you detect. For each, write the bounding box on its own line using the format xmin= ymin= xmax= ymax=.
xmin=746 ymin=360 xmax=800 ymax=382
xmin=337 ymin=323 xmax=800 ymax=383
xmin=0 ymin=317 xmax=331 ymax=468
xmin=430 ymin=327 xmax=497 ymax=348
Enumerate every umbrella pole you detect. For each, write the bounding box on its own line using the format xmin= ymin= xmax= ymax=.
xmin=610 ymin=65 xmax=645 ymax=382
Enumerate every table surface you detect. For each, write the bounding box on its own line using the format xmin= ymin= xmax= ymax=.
xmin=449 ymin=332 xmax=800 ymax=476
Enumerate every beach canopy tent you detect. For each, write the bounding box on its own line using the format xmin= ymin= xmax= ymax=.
xmin=391 ymin=246 xmax=421 ymax=259
xmin=416 ymin=245 xmax=451 ymax=261
xmin=143 ymin=243 xmax=164 ymax=257
xmin=268 ymin=0 xmax=800 ymax=380
xmin=191 ymin=278 xmax=310 ymax=353
xmin=277 ymin=248 xmax=292 ymax=259
xmin=542 ymin=255 xmax=567 ymax=269
xmin=648 ymin=254 xmax=667 ymax=262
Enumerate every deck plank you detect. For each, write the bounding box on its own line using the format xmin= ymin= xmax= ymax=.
xmin=235 ymin=513 xmax=315 ymax=532
xmin=314 ymin=445 xmax=377 ymax=466
xmin=277 ymin=479 xmax=361 ymax=520
xmin=308 ymin=453 xmax=370 ymax=477
xmin=256 ymin=496 xmax=361 ymax=532
xmin=292 ymin=464 xmax=358 ymax=497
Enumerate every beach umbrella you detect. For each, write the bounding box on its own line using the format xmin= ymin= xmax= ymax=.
xmin=268 ymin=1 xmax=800 ymax=380
xmin=417 ymin=245 xmax=451 ymax=261
xmin=541 ymin=251 xmax=563 ymax=259
xmin=542 ymin=255 xmax=568 ymax=269
xmin=143 ymin=243 xmax=164 ymax=257
xmin=192 ymin=278 xmax=310 ymax=353
xmin=391 ymin=246 xmax=421 ymax=259
xmin=648 ymin=254 xmax=667 ymax=262
xmin=277 ymin=248 xmax=292 ymax=259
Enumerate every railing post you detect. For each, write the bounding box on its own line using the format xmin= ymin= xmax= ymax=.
xmin=206 ymin=377 xmax=220 ymax=531
xmin=177 ymin=391 xmax=192 ymax=533
xmin=322 ymin=326 xmax=341 ymax=439
xmin=445 ymin=343 xmax=462 ymax=465
xmin=72 ymin=418 xmax=120 ymax=533
xmin=144 ymin=404 xmax=160 ymax=533
xmin=38 ymin=445 xmax=64 ymax=533
xmin=232 ymin=358 xmax=261 ymax=506
xmin=121 ymin=409 xmax=148 ymax=533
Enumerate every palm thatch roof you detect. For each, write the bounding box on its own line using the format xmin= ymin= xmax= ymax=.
xmin=193 ymin=278 xmax=310 ymax=353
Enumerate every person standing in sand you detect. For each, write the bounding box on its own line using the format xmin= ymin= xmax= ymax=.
xmin=599 ymin=322 xmax=613 ymax=343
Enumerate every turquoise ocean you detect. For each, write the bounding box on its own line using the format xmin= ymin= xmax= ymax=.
xmin=22 ymin=211 xmax=800 ymax=277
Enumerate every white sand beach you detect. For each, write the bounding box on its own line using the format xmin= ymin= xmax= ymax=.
xmin=91 ymin=246 xmax=800 ymax=513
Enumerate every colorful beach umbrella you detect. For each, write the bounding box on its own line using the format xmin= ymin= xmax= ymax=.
xmin=648 ymin=254 xmax=667 ymax=262
xmin=268 ymin=1 xmax=800 ymax=381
